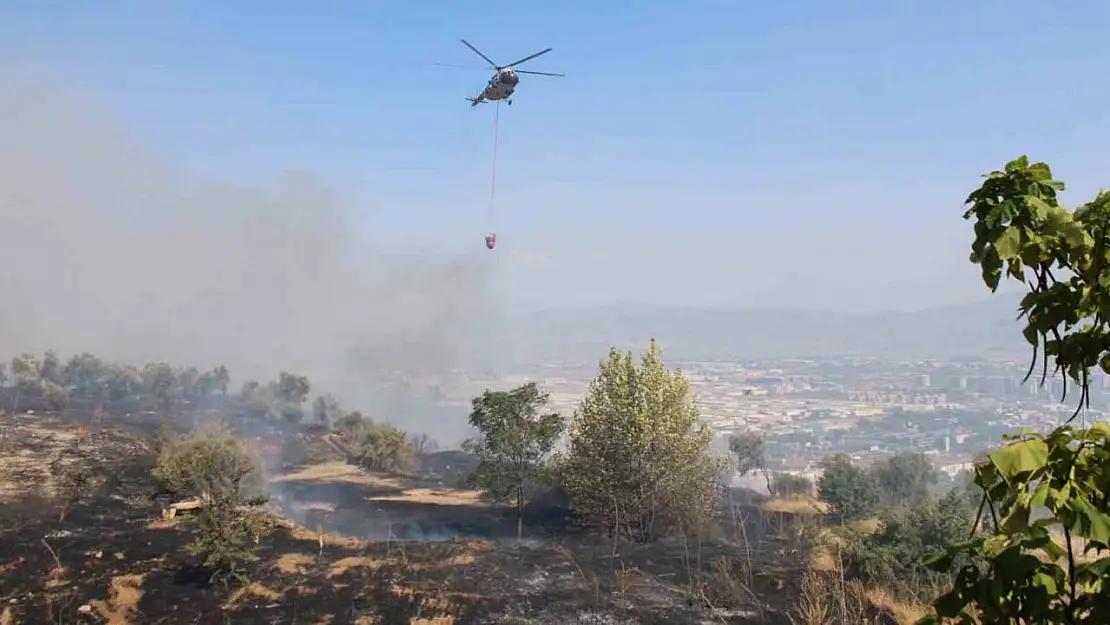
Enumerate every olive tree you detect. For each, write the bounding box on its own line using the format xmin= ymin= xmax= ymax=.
xmin=561 ymin=339 xmax=724 ymax=542
xmin=462 ymin=382 xmax=565 ymax=542
xmin=729 ymin=431 xmax=771 ymax=493
xmin=153 ymin=424 xmax=264 ymax=502
xmin=10 ymin=354 xmax=40 ymax=414
xmin=153 ymin=424 xmax=268 ymax=581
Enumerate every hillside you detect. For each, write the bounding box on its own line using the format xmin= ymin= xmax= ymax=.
xmin=0 ymin=406 xmax=840 ymax=625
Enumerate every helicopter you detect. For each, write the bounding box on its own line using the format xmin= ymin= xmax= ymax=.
xmin=457 ymin=39 xmax=565 ymax=107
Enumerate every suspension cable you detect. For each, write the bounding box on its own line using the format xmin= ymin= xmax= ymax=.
xmin=488 ymin=101 xmax=501 ymax=232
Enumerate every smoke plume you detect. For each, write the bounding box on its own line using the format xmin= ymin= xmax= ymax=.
xmin=0 ymin=62 xmax=497 ymax=443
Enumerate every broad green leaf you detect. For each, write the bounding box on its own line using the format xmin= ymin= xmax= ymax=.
xmin=1090 ymin=421 xmax=1110 ymax=437
xmin=1027 ymin=162 xmax=1052 ymax=181
xmin=994 ymin=226 xmax=1022 ymax=260
xmin=1032 ymin=571 xmax=1057 ymax=595
xmin=990 ymin=439 xmax=1049 ymax=479
xmin=1027 ymin=195 xmax=1053 ymax=220
xmin=1001 ymin=504 xmax=1031 ymax=533
xmin=934 ymin=590 xmax=967 ymax=619
xmin=1073 ymin=498 xmax=1110 ymax=544
xmin=1082 ymin=557 xmax=1110 ymax=577
xmin=1006 ymin=155 xmax=1029 ymax=172
xmin=1030 ymin=479 xmax=1050 ymax=509
xmin=1022 ymin=324 xmax=1040 ymax=346
xmin=1061 ymin=221 xmax=1090 ymax=248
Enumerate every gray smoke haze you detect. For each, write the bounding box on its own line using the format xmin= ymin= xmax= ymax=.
xmin=0 ymin=63 xmax=497 ymax=443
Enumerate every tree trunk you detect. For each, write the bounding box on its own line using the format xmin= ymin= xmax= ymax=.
xmin=516 ymin=485 xmax=524 ymax=544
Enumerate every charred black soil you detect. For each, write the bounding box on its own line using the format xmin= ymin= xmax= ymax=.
xmin=0 ymin=408 xmax=806 ymax=625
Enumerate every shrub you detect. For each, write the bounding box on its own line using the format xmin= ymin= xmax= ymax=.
xmin=152 ymin=425 xmax=268 ymax=582
xmin=153 ymin=424 xmax=264 ymax=501
xmin=353 ymin=422 xmax=417 ymax=473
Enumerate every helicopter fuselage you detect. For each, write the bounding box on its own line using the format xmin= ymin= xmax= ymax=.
xmin=480 ymin=81 xmax=514 ymax=102
xmin=471 ymin=68 xmax=519 ymax=106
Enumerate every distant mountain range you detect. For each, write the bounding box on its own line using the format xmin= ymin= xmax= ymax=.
xmin=495 ymin=297 xmax=1028 ymax=364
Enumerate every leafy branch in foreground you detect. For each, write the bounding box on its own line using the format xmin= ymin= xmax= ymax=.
xmin=919 ymin=158 xmax=1110 ymax=624
xmin=964 ymin=156 xmax=1110 ymax=420
xmin=920 ymin=426 xmax=1110 ymax=624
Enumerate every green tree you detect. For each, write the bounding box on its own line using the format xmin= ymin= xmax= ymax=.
xmin=920 ymin=157 xmax=1110 ymax=624
xmin=869 ymin=451 xmax=938 ymax=506
xmin=852 ymin=489 xmax=971 ymax=597
xmin=178 ymin=367 xmax=199 ymax=399
xmin=817 ymin=453 xmax=881 ymax=519
xmin=154 ymin=425 xmax=268 ymax=582
xmin=213 ymin=365 xmax=230 ymax=395
xmin=194 ymin=370 xmax=218 ymax=397
xmin=42 ymin=381 xmax=69 ymax=411
xmin=40 ymin=350 xmax=61 ymax=385
xmin=153 ymin=424 xmax=265 ymax=501
xmin=143 ymin=362 xmax=180 ymax=413
xmin=100 ymin=364 xmax=141 ymax=405
xmin=62 ymin=353 xmax=105 ymax=397
xmin=462 ymin=382 xmax=565 ymax=541
xmin=312 ymin=394 xmax=341 ymax=426
xmin=276 ymin=372 xmax=311 ymax=405
xmin=352 ymin=422 xmax=416 ymax=473
xmin=560 ymin=339 xmax=724 ymax=542
xmin=10 ymin=353 xmax=40 ymax=414
xmin=240 ymin=379 xmax=260 ymax=400
xmin=729 ymin=431 xmax=771 ymax=492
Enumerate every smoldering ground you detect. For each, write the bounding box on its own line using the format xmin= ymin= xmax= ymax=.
xmin=0 ymin=63 xmax=499 ymax=444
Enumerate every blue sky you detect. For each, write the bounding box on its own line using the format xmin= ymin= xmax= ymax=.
xmin=2 ymin=0 xmax=1109 ymax=312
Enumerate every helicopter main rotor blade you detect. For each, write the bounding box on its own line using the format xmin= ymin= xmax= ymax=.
xmin=503 ymin=48 xmax=552 ymax=69
xmin=459 ymin=39 xmax=498 ymax=69
xmin=516 ymin=70 xmax=565 ymax=77
xmin=433 ymin=62 xmax=487 ymax=70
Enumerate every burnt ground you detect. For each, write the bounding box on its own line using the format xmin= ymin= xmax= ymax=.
xmin=0 ymin=409 xmax=818 ymax=625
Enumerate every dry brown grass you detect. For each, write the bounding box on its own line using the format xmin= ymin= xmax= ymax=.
xmin=271 ymin=461 xmax=405 ymax=488
xmin=286 ymin=522 xmax=369 ymax=549
xmin=760 ymin=495 xmax=829 ymax=515
xmin=224 ymin=582 xmax=282 ymax=608
xmin=327 ymin=556 xmax=385 ymax=578
xmin=88 ymin=574 xmax=145 ymax=625
xmin=275 ymin=552 xmax=316 ymax=574
xmin=866 ymin=585 xmax=932 ymax=624
xmin=143 ymin=517 xmax=178 ymax=530
xmin=370 ymin=488 xmax=487 ymax=507
xmin=0 ymin=417 xmax=81 ymax=499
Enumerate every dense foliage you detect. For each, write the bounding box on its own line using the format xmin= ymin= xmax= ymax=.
xmin=916 ymin=157 xmax=1110 ymax=624
xmin=154 ymin=426 xmax=268 ymax=582
xmin=461 ymin=382 xmax=565 ymax=540
xmin=559 ymin=339 xmax=725 ymax=542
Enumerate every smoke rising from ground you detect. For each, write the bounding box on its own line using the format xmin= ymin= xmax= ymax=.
xmin=0 ymin=63 xmax=497 ymax=444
